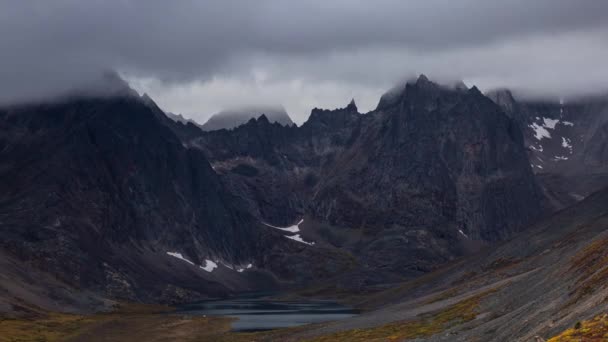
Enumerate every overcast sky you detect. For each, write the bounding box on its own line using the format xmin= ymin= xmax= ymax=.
xmin=1 ymin=1 xmax=608 ymax=124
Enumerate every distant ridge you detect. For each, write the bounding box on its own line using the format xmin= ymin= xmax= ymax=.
xmin=201 ymin=105 xmax=294 ymax=131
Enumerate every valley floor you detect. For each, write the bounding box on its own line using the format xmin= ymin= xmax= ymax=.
xmin=3 ymin=281 xmax=606 ymax=342
xmin=0 ymin=303 xmax=263 ymax=342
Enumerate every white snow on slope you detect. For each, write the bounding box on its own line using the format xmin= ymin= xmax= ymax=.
xmin=285 ymin=234 xmax=315 ymax=245
xmin=554 ymin=156 xmax=569 ymax=161
xmin=166 ymin=252 xmax=195 ymax=266
xmin=458 ymin=229 xmax=469 ymax=238
xmin=200 ymin=260 xmax=218 ymax=272
xmin=529 ymin=117 xmax=574 ymax=141
xmin=562 ymin=137 xmax=573 ymax=154
xmin=530 ymin=122 xmax=551 ymax=140
xmin=167 ymin=252 xmax=219 ymax=273
xmin=237 ymin=263 xmax=253 ymax=273
xmin=529 ymin=144 xmax=544 ymax=152
xmin=263 ymin=219 xmax=304 ymax=233
xmin=263 ymin=219 xmax=315 ymax=246
xmin=543 ymin=118 xmax=559 ymax=129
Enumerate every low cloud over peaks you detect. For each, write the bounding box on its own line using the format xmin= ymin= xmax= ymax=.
xmin=2 ymin=1 xmax=608 ymax=123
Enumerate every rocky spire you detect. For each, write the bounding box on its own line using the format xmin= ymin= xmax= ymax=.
xmin=416 ymin=74 xmax=430 ymax=84
xmin=257 ymin=114 xmax=270 ymax=124
xmin=346 ymin=98 xmax=358 ymax=112
xmin=412 ymin=73 xmax=439 ymax=92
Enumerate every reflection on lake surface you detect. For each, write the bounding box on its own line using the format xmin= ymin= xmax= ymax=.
xmin=177 ymin=295 xmax=358 ymax=331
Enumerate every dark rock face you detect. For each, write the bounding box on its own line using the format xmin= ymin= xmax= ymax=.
xmin=192 ymin=75 xmax=544 ymax=277
xmin=200 ymin=105 xmax=295 ymax=131
xmin=0 ymin=93 xmax=353 ymax=309
xmin=0 ymin=95 xmax=256 ymax=300
xmin=487 ymin=90 xmax=608 ymax=208
xmin=312 ymin=81 xmax=540 ymax=242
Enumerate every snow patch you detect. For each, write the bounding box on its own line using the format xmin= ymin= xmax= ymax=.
xmin=237 ymin=263 xmax=253 ymax=273
xmin=561 ymin=137 xmax=573 ymax=154
xmin=530 ymin=117 xmax=574 ymax=141
xmin=263 ymin=219 xmax=304 ymax=233
xmin=200 ymin=260 xmax=218 ymax=272
xmin=554 ymin=156 xmax=569 ymax=161
xmin=167 ymin=252 xmax=220 ymax=273
xmin=543 ymin=118 xmax=559 ymax=129
xmin=166 ymin=252 xmax=195 ymax=266
xmin=530 ymin=123 xmax=551 ymax=140
xmin=285 ymin=234 xmax=315 ymax=246
xmin=264 ymin=218 xmax=315 ymax=246
xmin=529 ymin=144 xmax=544 ymax=152
xmin=458 ymin=229 xmax=469 ymax=238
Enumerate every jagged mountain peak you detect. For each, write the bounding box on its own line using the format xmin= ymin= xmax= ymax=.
xmin=256 ymin=113 xmax=270 ymax=124
xmin=305 ymin=102 xmax=361 ymax=129
xmin=416 ymin=73 xmax=430 ymax=84
xmin=377 ymin=75 xmax=474 ymax=111
xmin=406 ymin=74 xmax=441 ymax=93
xmin=79 ymin=70 xmax=140 ymax=99
xmin=201 ymin=105 xmax=294 ymax=131
xmin=468 ymin=85 xmax=483 ymax=96
xmin=346 ymin=98 xmax=358 ymax=112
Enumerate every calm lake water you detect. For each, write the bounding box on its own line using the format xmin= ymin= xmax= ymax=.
xmin=176 ymin=294 xmax=358 ymax=331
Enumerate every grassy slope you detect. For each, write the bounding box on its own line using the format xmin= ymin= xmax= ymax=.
xmin=548 ymin=313 xmax=608 ymax=341
xmin=0 ymin=304 xmax=231 ymax=342
xmin=305 ymin=289 xmax=496 ymax=342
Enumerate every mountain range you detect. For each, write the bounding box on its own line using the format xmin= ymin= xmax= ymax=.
xmin=1 ymin=74 xmax=608 ymax=341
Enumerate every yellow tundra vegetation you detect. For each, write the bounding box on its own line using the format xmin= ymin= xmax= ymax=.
xmin=307 ymin=289 xmax=495 ymax=342
xmin=548 ymin=313 xmax=608 ymax=341
xmin=0 ymin=304 xmax=234 ymax=342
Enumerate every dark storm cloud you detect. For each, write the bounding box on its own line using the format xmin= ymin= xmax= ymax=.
xmin=1 ymin=0 xmax=608 ymax=118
